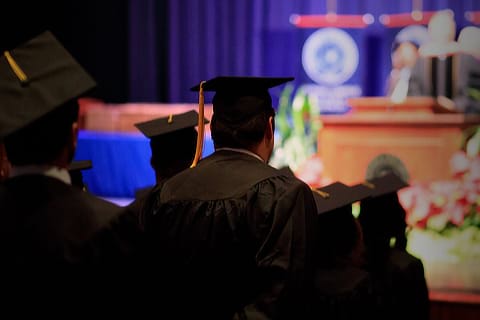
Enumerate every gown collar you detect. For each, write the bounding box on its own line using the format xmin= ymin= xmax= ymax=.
xmin=10 ymin=165 xmax=72 ymax=185
xmin=216 ymin=147 xmax=265 ymax=163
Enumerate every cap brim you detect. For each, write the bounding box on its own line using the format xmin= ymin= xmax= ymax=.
xmin=367 ymin=172 xmax=409 ymax=197
xmin=313 ymin=182 xmax=373 ymax=215
xmin=190 ymin=76 xmax=294 ymax=92
xmin=68 ymin=160 xmax=93 ymax=172
xmin=0 ymin=31 xmax=96 ymax=138
xmin=134 ymin=110 xmax=209 ymax=138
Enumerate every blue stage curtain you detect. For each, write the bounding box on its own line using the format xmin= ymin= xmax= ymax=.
xmin=74 ymin=130 xmax=215 ymax=198
xmin=128 ymin=0 xmax=480 ymax=102
xmin=74 ymin=131 xmax=155 ymax=198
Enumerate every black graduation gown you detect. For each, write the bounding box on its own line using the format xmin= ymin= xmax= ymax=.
xmin=145 ymin=150 xmax=318 ymax=319
xmin=127 ymin=185 xmax=155 ymax=225
xmin=313 ymin=265 xmax=376 ymax=319
xmin=371 ymin=248 xmax=430 ymax=320
xmin=0 ymin=174 xmax=146 ymax=309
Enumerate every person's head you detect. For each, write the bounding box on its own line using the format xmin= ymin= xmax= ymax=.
xmin=5 ymin=99 xmax=79 ymax=167
xmin=316 ymin=205 xmax=365 ymax=268
xmin=313 ymin=181 xmax=372 ymax=268
xmin=358 ymin=173 xmax=409 ymax=253
xmin=359 ymin=192 xmax=407 ymax=250
xmin=391 ymin=41 xmax=419 ymax=70
xmin=135 ymin=110 xmax=208 ymax=182
xmin=191 ymin=76 xmax=293 ymax=162
xmin=210 ymin=94 xmax=275 ymax=154
xmin=150 ymin=128 xmax=197 ymax=181
xmin=0 ymin=31 xmax=95 ymax=169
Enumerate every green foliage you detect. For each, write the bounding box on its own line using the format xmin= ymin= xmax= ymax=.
xmin=468 ymin=87 xmax=480 ymax=101
xmin=276 ymin=83 xmax=294 ymax=141
xmin=270 ymin=86 xmax=322 ymax=171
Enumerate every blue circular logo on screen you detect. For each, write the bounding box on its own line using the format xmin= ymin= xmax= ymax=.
xmin=302 ymin=28 xmax=359 ymax=86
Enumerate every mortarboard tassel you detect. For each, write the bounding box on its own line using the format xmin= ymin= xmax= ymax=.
xmin=312 ymin=188 xmax=330 ymax=199
xmin=190 ymin=81 xmax=206 ymax=168
xmin=4 ymin=51 xmax=28 ymax=83
xmin=362 ymin=181 xmax=375 ymax=189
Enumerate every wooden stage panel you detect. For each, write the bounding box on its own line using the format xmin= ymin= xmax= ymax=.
xmin=430 ymin=290 xmax=480 ymax=320
xmin=318 ymin=111 xmax=480 ymax=184
xmin=78 ymin=99 xmax=213 ymax=133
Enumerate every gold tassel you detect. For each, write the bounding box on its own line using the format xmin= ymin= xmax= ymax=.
xmin=4 ymin=51 xmax=28 ymax=83
xmin=312 ymin=188 xmax=330 ymax=198
xmin=362 ymin=181 xmax=375 ymax=189
xmin=190 ymin=81 xmax=206 ymax=168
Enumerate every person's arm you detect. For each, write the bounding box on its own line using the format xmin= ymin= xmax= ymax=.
xmin=246 ymin=180 xmax=317 ymax=319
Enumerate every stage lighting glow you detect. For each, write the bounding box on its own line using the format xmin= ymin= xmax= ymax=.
xmin=362 ymin=14 xmax=374 ymax=25
xmin=412 ymin=10 xmax=423 ymax=21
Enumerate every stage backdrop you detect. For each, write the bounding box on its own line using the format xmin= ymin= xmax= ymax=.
xmin=129 ymin=0 xmax=480 ymax=108
xmin=6 ymin=1 xmax=478 ymax=104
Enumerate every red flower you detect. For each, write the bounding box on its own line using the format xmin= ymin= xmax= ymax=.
xmin=295 ymin=154 xmax=327 ymax=188
xmin=448 ymin=204 xmax=465 ymax=226
xmin=401 ymin=184 xmax=433 ymax=227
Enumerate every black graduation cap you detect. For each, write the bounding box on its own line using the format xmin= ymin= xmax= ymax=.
xmin=0 ymin=31 xmax=96 ymax=139
xmin=68 ymin=160 xmax=93 ymax=172
xmin=134 ymin=110 xmax=209 ymax=139
xmin=190 ymin=76 xmax=294 ymax=122
xmin=363 ymin=172 xmax=409 ymax=198
xmin=68 ymin=160 xmax=92 ymax=190
xmin=191 ymin=76 xmax=294 ymax=92
xmin=313 ymin=182 xmax=373 ymax=215
xmin=350 ymin=182 xmax=375 ymax=201
xmin=188 ymin=76 xmax=294 ymax=167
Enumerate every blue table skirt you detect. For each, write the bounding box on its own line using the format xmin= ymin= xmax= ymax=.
xmin=74 ymin=130 xmax=214 ymax=198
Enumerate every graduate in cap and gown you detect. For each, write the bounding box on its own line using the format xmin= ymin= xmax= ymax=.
xmin=144 ymin=76 xmax=318 ymax=319
xmin=130 ymin=110 xmax=208 ymax=224
xmin=0 ymin=31 xmax=146 ymax=306
xmin=357 ymin=163 xmax=429 ymax=320
xmin=311 ymin=182 xmax=376 ymax=319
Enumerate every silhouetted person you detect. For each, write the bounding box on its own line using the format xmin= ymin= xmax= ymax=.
xmin=358 ymin=173 xmax=429 ymax=320
xmin=0 ymin=31 xmax=145 ymax=311
xmin=387 ymin=40 xmax=427 ymax=102
xmin=312 ymin=182 xmax=376 ymax=319
xmin=386 ymin=25 xmax=430 ymax=102
xmin=129 ymin=110 xmax=208 ymax=223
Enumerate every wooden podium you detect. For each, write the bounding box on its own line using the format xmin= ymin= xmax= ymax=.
xmin=317 ymin=97 xmax=480 ymax=184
